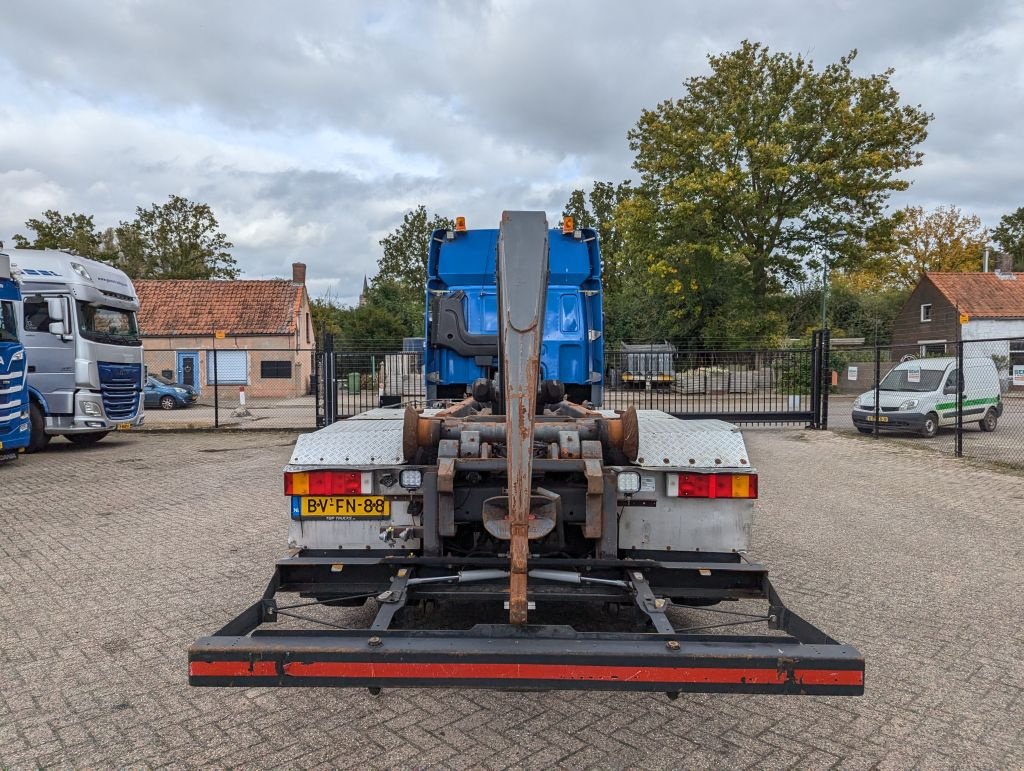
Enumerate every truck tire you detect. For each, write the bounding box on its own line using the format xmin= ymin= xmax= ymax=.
xmin=26 ymin=402 xmax=51 ymax=453
xmin=979 ymin=408 xmax=998 ymax=432
xmin=65 ymin=432 xmax=109 ymax=446
xmin=920 ymin=412 xmax=939 ymax=438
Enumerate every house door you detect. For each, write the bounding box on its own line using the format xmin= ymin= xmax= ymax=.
xmin=177 ymin=351 xmax=199 ymax=394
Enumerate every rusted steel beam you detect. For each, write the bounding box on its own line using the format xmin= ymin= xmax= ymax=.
xmin=497 ymin=211 xmax=549 ymax=625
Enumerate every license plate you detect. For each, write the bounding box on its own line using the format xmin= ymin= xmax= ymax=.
xmin=296 ymin=496 xmax=390 ymax=519
xmin=865 ymin=415 xmax=888 ymax=423
xmin=117 ymin=423 xmax=133 ymax=431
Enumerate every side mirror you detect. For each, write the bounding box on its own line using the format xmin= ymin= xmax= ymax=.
xmin=46 ymin=298 xmax=71 ymax=337
xmin=46 ymin=297 xmax=65 ymax=322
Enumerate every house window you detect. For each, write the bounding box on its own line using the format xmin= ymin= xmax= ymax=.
xmin=306 ymin=312 xmax=311 ymax=344
xmin=260 ymin=360 xmax=293 ymax=379
xmin=919 ymin=341 xmax=946 ymax=357
xmin=207 ymin=350 xmax=249 ymax=385
xmin=920 ymin=304 xmax=932 ymax=322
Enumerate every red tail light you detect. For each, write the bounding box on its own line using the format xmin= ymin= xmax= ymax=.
xmin=284 ymin=471 xmax=369 ymax=496
xmin=666 ymin=473 xmax=757 ymax=499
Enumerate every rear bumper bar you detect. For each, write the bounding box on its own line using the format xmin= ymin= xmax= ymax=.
xmin=190 ymin=627 xmax=863 ymax=695
xmin=189 ymin=554 xmax=864 ymax=695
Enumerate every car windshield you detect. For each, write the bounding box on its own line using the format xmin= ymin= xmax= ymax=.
xmin=75 ymin=301 xmax=141 ymax=346
xmin=0 ymin=300 xmax=17 ymax=343
xmin=151 ymin=374 xmax=175 ymax=386
xmin=879 ymin=367 xmax=945 ymax=392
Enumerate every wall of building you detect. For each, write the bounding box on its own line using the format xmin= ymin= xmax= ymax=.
xmin=891 ymin=280 xmax=959 ymax=359
xmin=142 ymin=335 xmax=314 ymax=399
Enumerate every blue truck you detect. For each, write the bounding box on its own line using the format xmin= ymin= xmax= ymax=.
xmin=425 ymin=217 xmax=604 ymax=405
xmin=0 ymin=252 xmax=30 ymax=462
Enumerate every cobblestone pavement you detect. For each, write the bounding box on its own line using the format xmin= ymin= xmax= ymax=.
xmin=1 ymin=428 xmax=1022 ymax=769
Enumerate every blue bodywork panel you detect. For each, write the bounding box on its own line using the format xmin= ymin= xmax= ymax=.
xmin=425 ymin=226 xmax=603 ymax=405
xmin=0 ymin=276 xmax=30 ymax=458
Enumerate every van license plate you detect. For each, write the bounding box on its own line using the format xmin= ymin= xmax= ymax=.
xmin=117 ymin=423 xmax=133 ymax=431
xmin=298 ymin=496 xmax=390 ymax=519
xmin=865 ymin=415 xmax=888 ymax=423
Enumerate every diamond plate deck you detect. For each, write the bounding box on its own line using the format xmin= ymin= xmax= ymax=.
xmin=633 ymin=411 xmax=751 ymax=470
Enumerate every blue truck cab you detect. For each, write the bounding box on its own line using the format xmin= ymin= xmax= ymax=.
xmin=425 ymin=218 xmax=604 ymax=405
xmin=0 ymin=253 xmax=30 ymax=462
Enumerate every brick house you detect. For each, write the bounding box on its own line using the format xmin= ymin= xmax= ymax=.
xmin=891 ymin=268 xmax=1024 ymax=386
xmin=135 ymin=263 xmax=314 ymax=399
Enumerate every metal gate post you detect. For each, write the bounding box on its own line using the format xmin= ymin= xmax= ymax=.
xmin=323 ymin=334 xmax=336 ymax=426
xmin=820 ymin=328 xmax=830 ymax=431
xmin=809 ymin=330 xmax=821 ymax=429
xmin=873 ymin=339 xmax=881 ymax=439
xmin=956 ymin=338 xmax=964 ymax=457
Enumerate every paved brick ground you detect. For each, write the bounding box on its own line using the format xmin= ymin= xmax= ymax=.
xmin=1 ymin=428 xmax=1022 ymax=769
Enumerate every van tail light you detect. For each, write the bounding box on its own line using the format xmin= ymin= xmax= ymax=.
xmin=666 ymin=473 xmax=757 ymax=499
xmin=284 ymin=471 xmax=372 ymax=496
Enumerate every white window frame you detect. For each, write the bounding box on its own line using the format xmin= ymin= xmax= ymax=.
xmin=206 ymin=350 xmax=249 ymax=385
xmin=918 ymin=339 xmax=946 ymax=357
xmin=920 ymin=304 xmax=932 ymax=322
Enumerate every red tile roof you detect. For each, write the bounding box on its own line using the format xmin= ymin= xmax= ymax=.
xmin=925 ymin=272 xmax=1024 ymax=318
xmin=135 ymin=279 xmax=306 ymax=337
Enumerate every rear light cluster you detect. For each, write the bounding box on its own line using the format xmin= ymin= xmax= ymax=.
xmin=666 ymin=473 xmax=758 ymax=499
xmin=284 ymin=471 xmax=372 ymax=496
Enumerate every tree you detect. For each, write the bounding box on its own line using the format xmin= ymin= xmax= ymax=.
xmin=13 ymin=210 xmax=103 ymax=257
xmin=114 ymin=195 xmax=238 ymax=279
xmin=992 ymin=206 xmax=1024 ymax=271
xmin=376 ymin=205 xmax=453 ymax=294
xmin=628 ymin=41 xmax=932 ymax=306
xmin=370 ymin=206 xmax=452 ymax=337
xmin=859 ymin=205 xmax=987 ymax=289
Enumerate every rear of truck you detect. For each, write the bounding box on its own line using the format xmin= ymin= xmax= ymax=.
xmin=190 ymin=213 xmax=863 ymax=696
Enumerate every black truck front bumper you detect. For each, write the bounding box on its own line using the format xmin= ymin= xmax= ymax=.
xmin=189 ymin=554 xmax=864 ymax=696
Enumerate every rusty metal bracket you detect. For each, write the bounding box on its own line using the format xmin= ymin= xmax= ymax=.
xmin=370 ymin=568 xmax=413 ymax=631
xmin=583 ymin=458 xmax=604 ymax=539
xmin=437 ymin=456 xmax=456 ymax=538
xmin=628 ymin=570 xmax=675 ymax=634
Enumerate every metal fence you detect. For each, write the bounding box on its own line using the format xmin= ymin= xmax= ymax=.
xmin=141 ymin=346 xmax=318 ymax=429
xmin=825 ymin=336 xmax=1024 ymax=469
xmin=317 ymin=336 xmax=830 ymax=427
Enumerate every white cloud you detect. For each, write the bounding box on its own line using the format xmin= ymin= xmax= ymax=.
xmin=0 ymin=0 xmax=1022 ymax=299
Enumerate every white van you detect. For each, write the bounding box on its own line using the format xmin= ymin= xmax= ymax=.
xmin=851 ymin=356 xmax=1003 ymax=437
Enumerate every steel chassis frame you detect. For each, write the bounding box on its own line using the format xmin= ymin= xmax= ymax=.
xmin=189 ymin=552 xmax=864 ymax=696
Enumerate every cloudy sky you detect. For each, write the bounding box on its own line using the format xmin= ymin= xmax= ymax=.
xmin=1 ymin=0 xmax=1022 ymax=304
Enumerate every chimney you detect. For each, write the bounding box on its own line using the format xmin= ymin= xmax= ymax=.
xmin=292 ymin=262 xmax=307 ymax=285
xmin=994 ymin=251 xmax=1013 ymax=274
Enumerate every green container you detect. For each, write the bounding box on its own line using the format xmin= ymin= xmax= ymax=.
xmin=346 ymin=372 xmax=360 ymax=395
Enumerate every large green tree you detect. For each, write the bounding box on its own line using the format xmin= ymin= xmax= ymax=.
xmin=13 ymin=197 xmax=238 ymax=279
xmin=371 ymin=205 xmax=452 ymax=336
xmin=992 ymin=206 xmax=1024 ymax=271
xmin=13 ymin=210 xmax=103 ymax=257
xmin=114 ymin=195 xmax=238 ymax=279
xmin=628 ymin=41 xmax=932 ymax=309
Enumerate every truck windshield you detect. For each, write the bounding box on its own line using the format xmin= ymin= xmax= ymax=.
xmin=75 ymin=301 xmax=141 ymax=346
xmin=879 ymin=368 xmax=945 ymax=392
xmin=0 ymin=300 xmax=17 ymax=343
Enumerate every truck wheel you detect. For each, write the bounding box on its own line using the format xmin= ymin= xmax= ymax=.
xmin=26 ymin=403 xmax=51 ymax=453
xmin=159 ymin=395 xmax=177 ymax=410
xmin=920 ymin=413 xmax=939 ymax=438
xmin=65 ymin=432 xmax=109 ymax=446
xmin=979 ymin=409 xmax=998 ymax=432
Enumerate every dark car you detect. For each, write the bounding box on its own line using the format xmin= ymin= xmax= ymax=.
xmin=144 ymin=374 xmax=198 ymax=410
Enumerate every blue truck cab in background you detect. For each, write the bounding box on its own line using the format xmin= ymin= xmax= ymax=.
xmin=0 ymin=253 xmax=30 ymax=462
xmin=425 ymin=219 xmax=604 ymax=405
